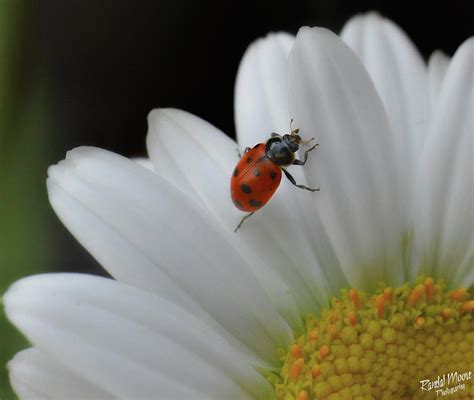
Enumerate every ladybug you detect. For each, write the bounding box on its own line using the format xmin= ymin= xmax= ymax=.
xmin=231 ymin=120 xmax=319 ymax=232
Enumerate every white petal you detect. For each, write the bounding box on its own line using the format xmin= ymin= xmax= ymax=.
xmin=147 ymin=108 xmax=344 ymax=329
xmin=415 ymin=38 xmax=474 ymax=286
xmin=8 ymin=348 xmax=114 ymax=400
xmin=341 ymin=13 xmax=430 ymax=256
xmin=146 ymin=108 xmax=238 ymax=205
xmin=47 ymin=147 xmax=291 ymax=363
xmin=341 ymin=13 xmax=430 ymax=151
xmin=232 ymin=35 xmax=343 ymax=303
xmin=133 ymin=157 xmax=156 ymax=172
xmin=227 ymin=40 xmax=355 ymax=307
xmin=4 ymin=274 xmax=273 ymax=399
xmin=234 ymin=32 xmax=294 ymax=146
xmin=428 ymin=50 xmax=451 ymax=110
xmin=288 ymin=27 xmax=403 ymax=288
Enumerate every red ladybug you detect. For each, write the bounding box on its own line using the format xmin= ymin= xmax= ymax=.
xmin=231 ymin=121 xmax=318 ymax=232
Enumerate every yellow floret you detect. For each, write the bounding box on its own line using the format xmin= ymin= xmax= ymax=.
xmin=269 ymin=277 xmax=473 ymax=399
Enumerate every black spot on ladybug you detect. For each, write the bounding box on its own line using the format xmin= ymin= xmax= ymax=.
xmin=233 ymin=167 xmax=238 ymax=177
xmin=270 ymin=171 xmax=277 ymax=180
xmin=253 ymin=169 xmax=260 ymax=177
xmin=246 ymin=157 xmax=253 ymax=163
xmin=241 ymin=184 xmax=252 ymax=194
xmin=233 ymin=199 xmax=244 ymax=210
xmin=249 ymin=199 xmax=262 ymax=207
xmin=259 ymin=155 xmax=266 ymax=161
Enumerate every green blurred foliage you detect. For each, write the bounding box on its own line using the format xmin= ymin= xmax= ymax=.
xmin=0 ymin=1 xmax=57 ymax=398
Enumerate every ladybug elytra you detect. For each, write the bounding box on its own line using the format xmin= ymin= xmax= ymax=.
xmin=230 ymin=120 xmax=319 ymax=232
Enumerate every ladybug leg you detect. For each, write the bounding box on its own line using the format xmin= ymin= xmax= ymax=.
xmin=234 ymin=212 xmax=255 ymax=233
xmin=293 ymin=143 xmax=319 ymax=166
xmin=282 ymin=168 xmax=319 ymax=192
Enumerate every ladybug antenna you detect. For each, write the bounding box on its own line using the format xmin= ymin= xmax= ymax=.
xmin=289 ymin=119 xmax=299 ymax=135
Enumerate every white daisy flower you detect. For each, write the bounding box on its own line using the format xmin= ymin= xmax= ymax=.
xmin=4 ymin=12 xmax=473 ymax=400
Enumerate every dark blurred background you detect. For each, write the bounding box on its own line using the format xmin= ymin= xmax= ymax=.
xmin=0 ymin=0 xmax=472 ymax=398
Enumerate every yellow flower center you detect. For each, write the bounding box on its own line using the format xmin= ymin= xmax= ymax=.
xmin=267 ymin=277 xmax=473 ymax=399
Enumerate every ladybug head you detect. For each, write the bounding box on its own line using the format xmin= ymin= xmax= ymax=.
xmin=284 ymin=119 xmax=307 ymax=152
xmin=266 ymin=134 xmax=301 ymax=166
xmin=282 ymin=134 xmax=302 ymax=153
xmin=265 ymin=120 xmax=314 ymax=166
